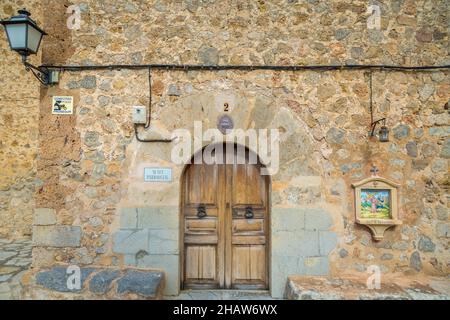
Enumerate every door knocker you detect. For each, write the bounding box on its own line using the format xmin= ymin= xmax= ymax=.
xmin=197 ymin=205 xmax=207 ymax=218
xmin=245 ymin=206 xmax=254 ymax=219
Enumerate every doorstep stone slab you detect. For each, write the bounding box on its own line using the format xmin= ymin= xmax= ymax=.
xmin=117 ymin=270 xmax=164 ymax=298
xmin=35 ymin=266 xmax=96 ymax=292
xmin=136 ymin=254 xmax=179 ymax=296
xmin=89 ymin=270 xmax=121 ymax=294
xmin=286 ymin=276 xmax=450 ymax=300
xmin=34 ymin=266 xmax=164 ymax=299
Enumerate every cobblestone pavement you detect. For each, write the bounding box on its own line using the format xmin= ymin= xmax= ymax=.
xmin=0 ymin=237 xmax=32 ymax=300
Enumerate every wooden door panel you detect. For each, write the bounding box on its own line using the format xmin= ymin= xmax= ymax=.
xmin=232 ymin=219 xmax=265 ymax=234
xmin=231 ymin=245 xmax=266 ymax=287
xmin=182 ymin=144 xmax=268 ymax=290
xmin=183 ymin=207 xmax=219 ymax=216
xmin=232 ymin=235 xmax=266 ymax=245
xmin=232 ymin=164 xmax=265 ymax=206
xmin=232 ymin=207 xmax=266 ymax=218
xmin=185 ymin=245 xmax=218 ymax=286
xmin=185 ymin=218 xmax=217 ymax=234
xmin=228 ymin=152 xmax=268 ymax=289
xmin=184 ymin=234 xmax=218 ymax=244
xmin=186 ymin=164 xmax=218 ymax=205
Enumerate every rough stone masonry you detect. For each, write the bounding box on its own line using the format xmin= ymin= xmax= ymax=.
xmin=0 ymin=0 xmax=449 ymax=299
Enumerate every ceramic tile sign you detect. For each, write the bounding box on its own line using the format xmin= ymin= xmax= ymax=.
xmin=144 ymin=167 xmax=172 ymax=182
xmin=52 ymin=96 xmax=74 ymax=115
xmin=352 ymin=175 xmax=402 ymax=241
xmin=217 ymin=115 xmax=234 ymax=134
xmin=360 ymin=189 xmax=391 ymax=219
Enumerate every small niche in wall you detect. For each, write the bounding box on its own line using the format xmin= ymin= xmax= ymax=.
xmin=352 ymin=168 xmax=402 ymax=241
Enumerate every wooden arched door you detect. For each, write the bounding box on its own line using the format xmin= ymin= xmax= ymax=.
xmin=181 ymin=144 xmax=270 ymax=290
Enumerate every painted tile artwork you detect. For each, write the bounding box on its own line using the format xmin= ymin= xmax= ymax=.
xmin=360 ymin=189 xmax=391 ymax=219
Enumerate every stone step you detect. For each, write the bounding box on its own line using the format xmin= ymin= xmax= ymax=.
xmin=167 ymin=289 xmax=276 ymax=300
xmin=286 ymin=276 xmax=450 ymax=300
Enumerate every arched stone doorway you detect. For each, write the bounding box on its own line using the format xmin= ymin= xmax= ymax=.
xmin=180 ymin=143 xmax=270 ymax=290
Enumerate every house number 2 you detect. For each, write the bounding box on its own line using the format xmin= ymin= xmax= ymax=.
xmin=224 ymin=103 xmax=229 ymax=112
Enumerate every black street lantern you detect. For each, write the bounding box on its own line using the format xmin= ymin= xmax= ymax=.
xmin=1 ymin=9 xmax=47 ymax=58
xmin=378 ymin=125 xmax=390 ymax=142
xmin=369 ymin=118 xmax=390 ymax=143
xmin=0 ymin=9 xmax=58 ymax=85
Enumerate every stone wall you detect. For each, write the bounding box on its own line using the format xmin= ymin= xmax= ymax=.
xmin=0 ymin=0 xmax=42 ymax=238
xmin=2 ymin=0 xmax=446 ymax=298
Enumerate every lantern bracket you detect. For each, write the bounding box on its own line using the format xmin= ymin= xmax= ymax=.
xmin=367 ymin=71 xmax=388 ymax=141
xmin=369 ymin=117 xmax=386 ymax=137
xmin=23 ymin=58 xmax=49 ymax=85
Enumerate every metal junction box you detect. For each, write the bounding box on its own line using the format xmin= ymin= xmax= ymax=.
xmin=132 ymin=106 xmax=147 ymax=124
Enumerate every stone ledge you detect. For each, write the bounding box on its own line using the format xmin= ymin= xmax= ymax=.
xmin=286 ymin=276 xmax=450 ymax=300
xmin=32 ymin=266 xmax=164 ymax=299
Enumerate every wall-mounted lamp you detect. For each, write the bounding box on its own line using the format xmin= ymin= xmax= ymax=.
xmin=1 ymin=9 xmax=58 ymax=85
xmin=370 ymin=118 xmax=389 ymax=142
xmin=368 ymin=72 xmax=389 ymax=142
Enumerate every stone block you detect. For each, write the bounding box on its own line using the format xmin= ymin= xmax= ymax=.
xmin=272 ymin=208 xmax=304 ymax=231
xmin=440 ymin=138 xmax=450 ymax=158
xmin=304 ymin=209 xmax=333 ymax=231
xmin=80 ymin=75 xmax=96 ymax=89
xmin=137 ymin=206 xmax=178 ymax=229
xmin=136 ymin=254 xmax=179 ymax=296
xmin=418 ymin=235 xmax=436 ymax=252
xmin=89 ymin=270 xmax=121 ymax=294
xmin=0 ymin=251 xmax=17 ymax=263
xmin=33 ymin=226 xmax=81 ymax=247
xmin=319 ymin=231 xmax=338 ymax=255
xmin=117 ymin=270 xmax=164 ymax=298
xmin=273 ymin=230 xmax=319 ymax=257
xmin=35 ymin=266 xmax=95 ymax=292
xmin=286 ymin=277 xmax=344 ymax=300
xmin=410 ymin=251 xmax=422 ymax=272
xmin=301 ymin=256 xmax=329 ymax=276
xmin=119 ymin=208 xmax=138 ymax=229
xmin=148 ymin=229 xmax=179 ymax=255
xmin=435 ymin=223 xmax=449 ymax=238
xmin=271 ymin=255 xmax=303 ymax=298
xmin=33 ymin=208 xmax=57 ymax=226
xmin=393 ymin=124 xmax=410 ymax=139
xmin=113 ymin=229 xmax=149 ymax=254
xmin=326 ymin=127 xmax=346 ymax=144
xmin=429 ymin=126 xmax=449 ymax=137
xmin=198 ymin=45 xmax=219 ymax=65
xmin=124 ymin=254 xmax=136 ymax=265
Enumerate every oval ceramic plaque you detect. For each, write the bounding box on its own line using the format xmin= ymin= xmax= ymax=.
xmin=217 ymin=115 xmax=234 ymax=134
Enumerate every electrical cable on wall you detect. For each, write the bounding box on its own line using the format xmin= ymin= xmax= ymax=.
xmin=134 ymin=67 xmax=174 ymax=143
xmin=42 ymin=63 xmax=450 ymax=72
xmin=42 ymin=62 xmax=449 ymax=143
